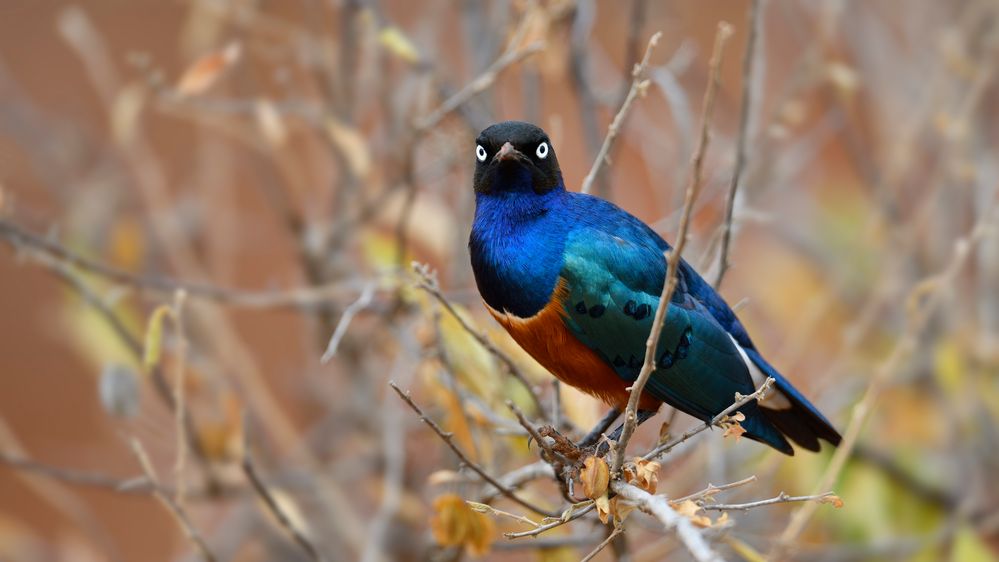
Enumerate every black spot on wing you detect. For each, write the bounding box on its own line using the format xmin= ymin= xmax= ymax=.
xmin=623 ymin=300 xmax=637 ymax=317
xmin=589 ymin=304 xmax=605 ymax=318
xmin=633 ymin=304 xmax=652 ymax=321
xmin=575 ymin=301 xmax=587 ymax=314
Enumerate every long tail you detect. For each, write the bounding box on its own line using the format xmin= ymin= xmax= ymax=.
xmin=745 ymin=348 xmax=842 ymax=452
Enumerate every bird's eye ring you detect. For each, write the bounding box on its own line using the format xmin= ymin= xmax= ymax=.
xmin=476 ymin=144 xmax=488 ymax=162
xmin=536 ymin=142 xmax=549 ymax=159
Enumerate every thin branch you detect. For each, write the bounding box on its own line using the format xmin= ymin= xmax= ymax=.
xmin=171 ymin=290 xmax=189 ymax=509
xmin=669 ymin=475 xmax=758 ymax=505
xmin=0 ymin=218 xmax=379 ymax=310
xmin=580 ymin=32 xmax=662 ymax=195
xmin=0 ymin=451 xmax=149 ymax=493
xmin=389 ymin=382 xmax=558 ymax=518
xmin=644 ymin=377 xmax=774 ymax=461
xmin=611 ymin=481 xmax=724 ymax=562
xmin=504 ymin=502 xmax=596 ymax=539
xmin=320 ymin=282 xmax=377 ymax=363
xmin=413 ymin=262 xmax=547 ymax=418
xmin=580 ymin=526 xmax=624 ymax=562
xmin=702 ymin=491 xmax=838 ymax=511
xmin=506 ymin=401 xmax=565 ymax=464
xmin=242 ymin=417 xmax=328 ymax=562
xmin=413 ymin=41 xmax=545 ymax=133
xmin=612 ymin=22 xmax=735 ymax=475
xmin=713 ymin=0 xmax=764 ymax=289
xmin=128 ymin=438 xmax=218 ymax=562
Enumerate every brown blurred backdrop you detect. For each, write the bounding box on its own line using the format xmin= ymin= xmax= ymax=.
xmin=1 ymin=1 xmax=998 ymax=561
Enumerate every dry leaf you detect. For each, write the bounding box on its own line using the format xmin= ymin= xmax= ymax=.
xmin=657 ymin=420 xmax=671 ymax=444
xmin=325 ymin=118 xmax=371 ymax=179
xmin=579 ymin=456 xmax=609 ymax=500
xmin=430 ymin=494 xmax=495 ymax=556
xmin=594 ymin=493 xmax=612 ymax=524
xmin=254 ymin=100 xmax=287 ymax=147
xmin=820 ymin=494 xmax=845 ymax=508
xmin=673 ymin=500 xmax=712 ymax=527
xmin=427 ymin=470 xmax=463 ymax=486
xmin=630 ymin=458 xmax=660 ymax=494
xmin=176 ymin=41 xmax=241 ymax=96
xmin=720 ymin=411 xmax=747 ymax=441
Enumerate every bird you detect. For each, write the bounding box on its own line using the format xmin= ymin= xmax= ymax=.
xmin=468 ymin=121 xmax=841 ymax=455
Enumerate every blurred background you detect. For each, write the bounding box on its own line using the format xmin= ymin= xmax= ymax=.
xmin=1 ymin=0 xmax=998 ymax=561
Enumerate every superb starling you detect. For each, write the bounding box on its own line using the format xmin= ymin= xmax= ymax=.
xmin=468 ymin=121 xmax=840 ymax=454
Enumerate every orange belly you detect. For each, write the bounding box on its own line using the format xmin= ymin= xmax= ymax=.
xmin=487 ymin=279 xmax=661 ymax=411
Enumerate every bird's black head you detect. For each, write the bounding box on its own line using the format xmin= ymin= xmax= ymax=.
xmin=472 ymin=121 xmax=563 ymax=195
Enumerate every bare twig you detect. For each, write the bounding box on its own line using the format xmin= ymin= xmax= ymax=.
xmin=414 ymin=41 xmax=545 ymax=133
xmin=0 ymin=451 xmax=149 ymax=493
xmin=612 ymin=22 xmax=735 ymax=475
xmin=320 ymin=282 xmax=377 ymax=363
xmin=0 ymin=218 xmax=381 ymax=310
xmin=413 ymin=262 xmax=547 ymax=418
xmin=580 ymin=32 xmax=662 ymax=195
xmin=702 ymin=491 xmax=838 ymax=511
xmin=611 ymin=481 xmax=724 ymax=562
xmin=504 ymin=502 xmax=596 ymax=539
xmin=644 ymin=377 xmax=774 ymax=461
xmin=714 ymin=0 xmax=764 ymax=289
xmin=389 ymin=382 xmax=557 ymax=517
xmin=580 ymin=526 xmax=624 ymax=562
xmin=242 ymin=417 xmax=328 ymax=562
xmin=128 ymin=438 xmax=218 ymax=562
xmin=669 ymin=475 xmax=758 ymax=505
xmin=171 ymin=290 xmax=189 ymax=509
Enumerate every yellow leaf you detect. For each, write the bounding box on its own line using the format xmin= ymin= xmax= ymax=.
xmin=430 ymin=494 xmax=494 ymax=556
xmin=176 ymin=41 xmax=241 ymax=96
xmin=142 ymin=305 xmax=172 ymax=373
xmin=377 ymin=26 xmax=420 ymax=63
xmin=579 ymin=456 xmax=609 ymax=500
xmin=952 ymin=524 xmax=999 ymax=562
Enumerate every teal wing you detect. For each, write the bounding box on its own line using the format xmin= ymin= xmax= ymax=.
xmin=559 ymin=227 xmax=791 ymax=452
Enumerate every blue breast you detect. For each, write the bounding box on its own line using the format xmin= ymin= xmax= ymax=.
xmin=469 ymin=188 xmax=570 ymax=318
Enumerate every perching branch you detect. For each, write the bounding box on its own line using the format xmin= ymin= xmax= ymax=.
xmin=389 ymin=382 xmax=558 ymax=518
xmin=579 ymin=32 xmax=662 ymax=195
xmin=612 ymin=22 xmax=735 ymax=476
xmin=702 ymin=491 xmax=840 ymax=512
xmin=644 ymin=377 xmax=774 ymax=461
xmin=611 ymin=481 xmax=725 ymax=562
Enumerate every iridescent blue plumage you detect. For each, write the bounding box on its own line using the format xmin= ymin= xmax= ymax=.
xmin=468 ymin=121 xmax=841 ymax=455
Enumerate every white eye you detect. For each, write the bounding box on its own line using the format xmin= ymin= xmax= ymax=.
xmin=536 ymin=142 xmax=549 ymax=159
xmin=476 ymin=144 xmax=487 ymax=162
